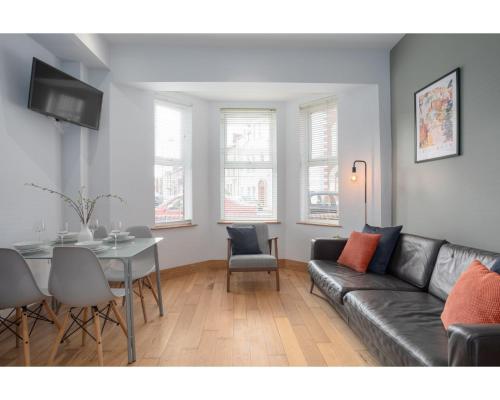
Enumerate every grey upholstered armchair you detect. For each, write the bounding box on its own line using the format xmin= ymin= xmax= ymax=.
xmin=226 ymin=223 xmax=279 ymax=292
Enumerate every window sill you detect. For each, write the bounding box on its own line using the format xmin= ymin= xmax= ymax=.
xmin=151 ymin=222 xmax=197 ymax=230
xmin=297 ymin=220 xmax=342 ymax=228
xmin=217 ymin=220 xmax=281 ymax=225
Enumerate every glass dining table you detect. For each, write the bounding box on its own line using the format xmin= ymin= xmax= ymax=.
xmin=22 ymin=237 xmax=164 ymax=364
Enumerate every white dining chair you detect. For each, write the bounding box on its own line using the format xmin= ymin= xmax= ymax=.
xmin=48 ymin=246 xmax=127 ymax=366
xmin=0 ymin=248 xmax=61 ymax=366
xmin=104 ymin=226 xmax=161 ymax=323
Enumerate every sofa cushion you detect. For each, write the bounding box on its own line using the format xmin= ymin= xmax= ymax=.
xmin=337 ymin=231 xmax=381 ymax=273
xmin=363 ymin=224 xmax=402 ymax=274
xmin=344 ymin=290 xmax=449 ymax=366
xmin=308 ymin=260 xmax=420 ymax=305
xmin=387 ymin=233 xmax=444 ymax=289
xmin=441 ymin=260 xmax=500 ymax=329
xmin=428 ymin=243 xmax=500 ymax=301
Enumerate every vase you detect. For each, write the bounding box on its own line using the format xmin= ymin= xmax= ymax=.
xmin=78 ymin=223 xmax=93 ymax=242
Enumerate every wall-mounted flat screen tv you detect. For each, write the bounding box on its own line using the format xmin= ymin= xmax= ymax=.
xmin=28 ymin=57 xmax=103 ymax=130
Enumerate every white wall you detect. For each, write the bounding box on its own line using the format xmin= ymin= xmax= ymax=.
xmin=109 ymin=43 xmax=392 ymax=227
xmin=105 ymin=85 xmax=213 ymax=268
xmin=103 ymin=88 xmax=383 ymax=266
xmin=0 ymin=35 xmax=63 ymax=286
xmin=0 ymin=35 xmax=62 ymax=245
xmin=284 ymin=86 xmax=382 ymax=261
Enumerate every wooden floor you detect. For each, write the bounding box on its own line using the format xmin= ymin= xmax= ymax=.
xmin=0 ymin=264 xmax=378 ymax=366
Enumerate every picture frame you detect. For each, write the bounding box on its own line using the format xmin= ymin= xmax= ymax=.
xmin=414 ymin=68 xmax=460 ymax=163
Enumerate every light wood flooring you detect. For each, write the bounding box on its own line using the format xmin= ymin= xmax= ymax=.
xmin=0 ymin=263 xmax=378 ymax=366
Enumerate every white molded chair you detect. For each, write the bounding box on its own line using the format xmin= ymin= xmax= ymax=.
xmin=226 ymin=223 xmax=279 ymax=292
xmin=48 ymin=246 xmax=127 ymax=366
xmin=0 ymin=248 xmax=61 ymax=366
xmin=104 ymin=226 xmax=161 ymax=323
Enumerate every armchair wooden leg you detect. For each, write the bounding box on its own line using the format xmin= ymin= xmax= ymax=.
xmin=110 ymin=300 xmax=128 ymax=338
xmin=81 ymin=307 xmax=89 ymax=346
xmin=276 ymin=269 xmax=280 ymax=292
xmin=310 ymin=280 xmax=315 ymax=294
xmin=138 ymin=278 xmax=148 ymax=323
xmin=92 ymin=306 xmax=104 ymax=366
xmin=20 ymin=307 xmax=30 ymax=366
xmin=226 ymin=270 xmax=231 ymax=292
xmin=48 ymin=309 xmax=70 ymax=366
xmin=42 ymin=300 xmax=62 ymax=330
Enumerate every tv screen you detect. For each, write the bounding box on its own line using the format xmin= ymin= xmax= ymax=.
xmin=28 ymin=58 xmax=103 ymax=130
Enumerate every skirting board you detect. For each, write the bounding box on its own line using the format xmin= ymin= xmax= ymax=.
xmin=156 ymin=259 xmax=308 ymax=279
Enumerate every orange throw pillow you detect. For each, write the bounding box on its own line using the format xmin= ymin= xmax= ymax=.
xmin=441 ymin=260 xmax=500 ymax=330
xmin=337 ymin=231 xmax=382 ymax=273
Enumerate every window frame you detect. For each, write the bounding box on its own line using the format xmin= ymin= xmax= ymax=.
xmin=219 ymin=108 xmax=278 ymax=222
xmin=153 ymin=98 xmax=193 ymax=227
xmin=300 ymin=98 xmax=340 ymax=225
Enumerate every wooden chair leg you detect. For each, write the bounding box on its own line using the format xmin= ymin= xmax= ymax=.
xmin=20 ymin=307 xmax=30 ymax=366
xmin=226 ymin=270 xmax=231 ymax=292
xmin=92 ymin=306 xmax=104 ymax=366
xmin=81 ymin=307 xmax=89 ymax=346
xmin=310 ymin=280 xmax=315 ymax=294
xmin=48 ymin=309 xmax=70 ymax=366
xmin=42 ymin=300 xmax=62 ymax=330
xmin=15 ymin=307 xmax=21 ymax=348
xmin=110 ymin=300 xmax=128 ymax=337
xmin=145 ymin=275 xmax=160 ymax=307
xmin=138 ymin=278 xmax=148 ymax=323
xmin=276 ymin=269 xmax=280 ymax=292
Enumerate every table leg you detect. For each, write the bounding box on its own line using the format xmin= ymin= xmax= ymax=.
xmin=122 ymin=258 xmax=136 ymax=363
xmin=154 ymin=244 xmax=164 ymax=316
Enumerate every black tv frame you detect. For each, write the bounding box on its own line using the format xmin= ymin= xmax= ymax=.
xmin=28 ymin=57 xmax=104 ymax=130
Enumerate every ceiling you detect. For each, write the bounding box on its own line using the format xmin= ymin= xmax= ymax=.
xmin=130 ymin=82 xmax=365 ymax=102
xmin=102 ymin=33 xmax=404 ymax=50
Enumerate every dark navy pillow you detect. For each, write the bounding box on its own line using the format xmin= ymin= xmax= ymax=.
xmin=362 ymin=224 xmax=403 ymax=274
xmin=491 ymin=258 xmax=500 ymax=274
xmin=226 ymin=226 xmax=262 ymax=256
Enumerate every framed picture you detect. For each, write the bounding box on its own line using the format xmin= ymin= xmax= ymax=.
xmin=414 ymin=68 xmax=460 ymax=163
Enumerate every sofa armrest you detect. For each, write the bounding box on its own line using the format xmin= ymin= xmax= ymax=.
xmin=310 ymin=238 xmax=347 ymax=261
xmin=448 ymin=324 xmax=500 ymax=366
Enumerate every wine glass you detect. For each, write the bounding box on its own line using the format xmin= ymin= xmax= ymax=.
xmin=111 ymin=221 xmax=122 ymax=250
xmin=58 ymin=222 xmax=69 ymax=245
xmin=89 ymin=219 xmax=99 ymax=240
xmin=33 ymin=220 xmax=45 ymax=242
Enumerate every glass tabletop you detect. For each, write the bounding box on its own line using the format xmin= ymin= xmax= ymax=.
xmin=19 ymin=237 xmax=163 ymax=260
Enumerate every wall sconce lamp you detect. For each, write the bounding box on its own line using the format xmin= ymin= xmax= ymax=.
xmin=351 ymin=160 xmax=367 ymax=225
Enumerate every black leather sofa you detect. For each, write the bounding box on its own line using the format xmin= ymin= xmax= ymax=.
xmin=308 ymin=233 xmax=500 ymax=366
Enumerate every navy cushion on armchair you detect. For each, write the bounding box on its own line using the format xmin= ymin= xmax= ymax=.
xmin=226 ymin=226 xmax=262 ymax=255
xmin=363 ymin=224 xmax=403 ymax=274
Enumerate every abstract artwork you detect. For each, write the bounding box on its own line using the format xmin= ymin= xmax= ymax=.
xmin=414 ymin=68 xmax=460 ymax=163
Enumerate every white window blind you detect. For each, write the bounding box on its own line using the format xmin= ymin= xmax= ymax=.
xmin=299 ymin=97 xmax=339 ymax=223
xmin=220 ymin=109 xmax=277 ymax=221
xmin=154 ymin=99 xmax=192 ymax=225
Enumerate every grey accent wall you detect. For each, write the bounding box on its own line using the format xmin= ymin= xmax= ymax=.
xmin=391 ymin=34 xmax=500 ymax=251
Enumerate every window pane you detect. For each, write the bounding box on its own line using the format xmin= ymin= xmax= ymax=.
xmin=154 ymin=165 xmax=184 ymax=224
xmin=308 ymin=165 xmax=339 ymax=220
xmin=225 ymin=117 xmax=271 ymax=162
xmin=155 ymin=104 xmax=182 ymax=160
xmin=310 ymin=108 xmax=337 ymax=160
xmin=224 ymin=168 xmax=273 ymax=220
